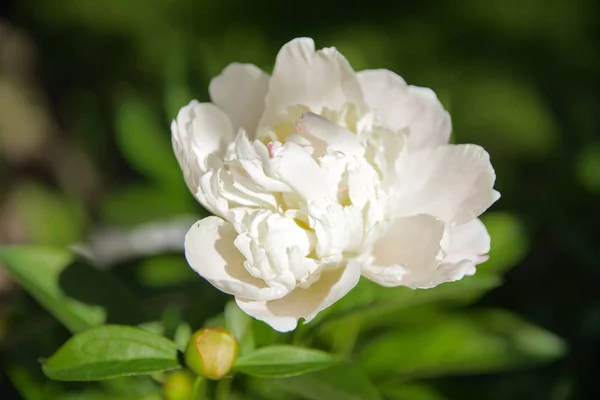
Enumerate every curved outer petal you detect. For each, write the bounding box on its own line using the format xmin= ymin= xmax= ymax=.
xmin=443 ymin=218 xmax=490 ymax=265
xmin=430 ymin=218 xmax=490 ymax=285
xmin=209 ymin=63 xmax=269 ymax=138
xmin=361 ymin=214 xmax=446 ymax=289
xmin=196 ymin=165 xmax=229 ymax=217
xmin=259 ymin=38 xmax=365 ymax=130
xmin=185 ymin=216 xmax=289 ymax=301
xmin=357 ymin=69 xmax=451 ymax=150
xmin=235 ymin=260 xmax=362 ymax=332
xmin=171 ymin=100 xmax=236 ymax=204
xmin=393 ymin=144 xmax=500 ymax=225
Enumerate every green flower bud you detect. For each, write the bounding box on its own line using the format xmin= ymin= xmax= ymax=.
xmin=184 ymin=328 xmax=239 ymax=379
xmin=163 ymin=370 xmax=193 ymax=400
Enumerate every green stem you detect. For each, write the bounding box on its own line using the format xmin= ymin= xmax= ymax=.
xmin=215 ymin=378 xmax=232 ymax=400
xmin=333 ymin=320 xmax=361 ymax=360
xmin=190 ymin=376 xmax=206 ymax=400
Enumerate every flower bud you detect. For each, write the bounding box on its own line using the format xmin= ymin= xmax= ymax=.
xmin=163 ymin=370 xmax=193 ymax=400
xmin=184 ymin=328 xmax=239 ymax=379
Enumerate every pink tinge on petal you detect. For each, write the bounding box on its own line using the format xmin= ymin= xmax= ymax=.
xmin=267 ymin=142 xmax=283 ymax=158
xmin=267 ymin=142 xmax=275 ymax=158
xmin=295 ymin=119 xmax=305 ymax=133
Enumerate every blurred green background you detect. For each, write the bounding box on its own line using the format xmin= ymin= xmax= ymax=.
xmin=0 ymin=0 xmax=599 ymax=399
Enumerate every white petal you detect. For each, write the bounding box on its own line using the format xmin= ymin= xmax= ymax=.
xmin=172 ymin=101 xmax=235 ymax=176
xmin=260 ymin=38 xmax=364 ymax=129
xmin=233 ymin=132 xmax=291 ymax=192
xmin=296 ymin=112 xmax=364 ymax=157
xmin=271 ymin=142 xmax=330 ymax=200
xmin=209 ymin=63 xmax=269 ymax=137
xmin=393 ymin=144 xmax=500 ymax=224
xmin=362 ymin=214 xmax=445 ymax=288
xmin=308 ymin=198 xmax=364 ymax=258
xmin=429 ymin=260 xmax=476 ymax=288
xmin=217 ymin=168 xmax=278 ymax=210
xmin=423 ymin=219 xmax=492 ymax=287
xmin=357 ymin=69 xmax=451 ymax=150
xmin=172 ymin=119 xmax=201 ymax=195
xmin=185 ymin=217 xmax=289 ymax=301
xmin=363 ymin=126 xmax=407 ymax=185
xmin=196 ymin=167 xmax=229 ymax=217
xmin=346 ymin=160 xmax=380 ymax=210
xmin=443 ymin=218 xmax=490 ymax=264
xmin=236 ymin=260 xmax=361 ymax=332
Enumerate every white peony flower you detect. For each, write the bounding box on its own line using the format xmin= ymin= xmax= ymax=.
xmin=172 ymin=38 xmax=500 ymax=332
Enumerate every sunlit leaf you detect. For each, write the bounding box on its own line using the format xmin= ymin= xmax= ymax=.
xmin=0 ymin=246 xmax=105 ymax=333
xmin=114 ymin=90 xmax=182 ymax=187
xmin=137 ymin=254 xmax=196 ymax=288
xmin=359 ymin=309 xmax=566 ymax=379
xmin=225 ymin=300 xmax=255 ymax=356
xmin=165 ymin=35 xmax=195 ymax=118
xmin=313 ymin=274 xmax=500 ymax=330
xmin=252 ymin=319 xmax=282 ymax=347
xmin=11 ymin=182 xmax=88 ymax=246
xmin=481 ymin=212 xmax=529 ymax=275
xmin=381 ymin=382 xmax=447 ymax=400
xmin=271 ymin=363 xmax=383 ymax=400
xmin=173 ymin=323 xmax=192 ymax=352
xmin=576 ymin=144 xmax=600 ymax=193
xmin=5 ymin=365 xmax=64 ymax=400
xmin=234 ymin=345 xmax=337 ymax=378
xmin=453 ymin=74 xmax=558 ymax=156
xmin=101 ymin=185 xmax=195 ymax=227
xmin=43 ymin=325 xmax=181 ymax=381
xmin=203 ymin=314 xmax=225 ymax=329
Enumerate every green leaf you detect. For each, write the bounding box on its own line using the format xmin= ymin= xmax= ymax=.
xmin=101 ymin=184 xmax=195 ymax=227
xmin=137 ymin=321 xmax=166 ymax=336
xmin=0 ymin=246 xmax=105 ymax=333
xmin=5 ymin=365 xmax=64 ymax=400
xmin=137 ymin=254 xmax=197 ymax=288
xmin=164 ymin=35 xmax=194 ymax=119
xmin=252 ymin=319 xmax=283 ymax=347
xmin=577 ymin=144 xmax=600 ymax=193
xmin=42 ymin=325 xmax=181 ymax=381
xmin=225 ymin=301 xmax=255 ymax=355
xmin=271 ymin=364 xmax=383 ymax=400
xmin=234 ymin=345 xmax=337 ymax=378
xmin=359 ymin=309 xmax=566 ymax=379
xmin=203 ymin=314 xmax=226 ymax=329
xmin=381 ymin=382 xmax=446 ymax=400
xmin=173 ymin=323 xmax=192 ymax=352
xmin=480 ymin=212 xmax=529 ymax=275
xmin=312 ymin=274 xmax=500 ymax=330
xmin=453 ymin=74 xmax=558 ymax=156
xmin=55 ymin=376 xmax=163 ymax=400
xmin=11 ymin=181 xmax=88 ymax=246
xmin=114 ymin=91 xmax=182 ymax=187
